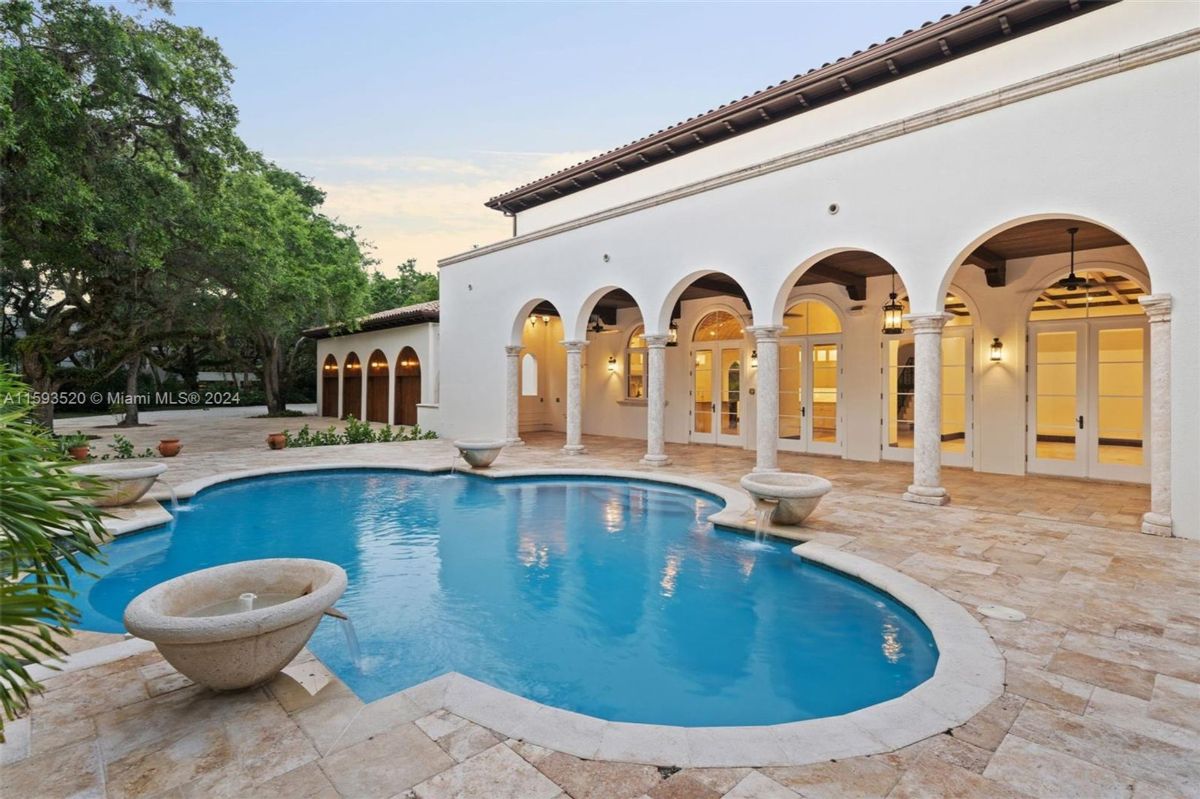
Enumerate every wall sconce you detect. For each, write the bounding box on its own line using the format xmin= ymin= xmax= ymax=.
xmin=607 ymin=355 xmax=617 ymax=373
xmin=750 ymin=350 xmax=759 ymax=368
xmin=990 ymin=337 xmax=1003 ymax=362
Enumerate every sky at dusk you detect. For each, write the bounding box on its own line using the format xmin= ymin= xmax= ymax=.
xmin=147 ymin=1 xmax=969 ymax=274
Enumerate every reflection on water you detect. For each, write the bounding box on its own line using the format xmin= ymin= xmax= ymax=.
xmin=660 ymin=554 xmax=681 ymax=598
xmin=882 ymin=621 xmax=904 ymax=663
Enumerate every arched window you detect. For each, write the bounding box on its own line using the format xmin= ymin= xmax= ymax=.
xmin=693 ymin=310 xmax=742 ymax=341
xmin=520 ymin=353 xmax=538 ymax=397
xmin=626 ymin=325 xmax=646 ymax=399
xmin=782 ymin=300 xmax=842 ymax=336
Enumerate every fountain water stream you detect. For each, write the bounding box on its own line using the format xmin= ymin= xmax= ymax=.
xmin=753 ymin=498 xmax=779 ymax=545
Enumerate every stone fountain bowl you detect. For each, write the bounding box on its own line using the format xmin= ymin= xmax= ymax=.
xmin=124 ymin=558 xmax=347 ymax=691
xmin=70 ymin=461 xmax=168 ymax=507
xmin=453 ymin=439 xmax=506 ymax=468
xmin=739 ymin=472 xmax=833 ymax=526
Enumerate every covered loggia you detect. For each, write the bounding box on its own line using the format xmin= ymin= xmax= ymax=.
xmin=366 ymin=349 xmax=389 ymax=423
xmin=341 ymin=352 xmax=362 ymax=420
xmin=320 ymin=354 xmax=339 ymax=417
xmin=395 ymin=347 xmax=421 ymax=426
xmin=942 ymin=217 xmax=1153 ymax=484
xmin=504 ymin=298 xmax=567 ymax=446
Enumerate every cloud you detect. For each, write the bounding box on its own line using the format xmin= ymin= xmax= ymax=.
xmin=301 ymin=149 xmax=601 ymax=275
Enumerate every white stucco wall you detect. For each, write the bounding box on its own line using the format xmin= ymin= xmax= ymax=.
xmin=315 ymin=323 xmax=439 ymax=430
xmin=438 ymin=10 xmax=1200 ymax=536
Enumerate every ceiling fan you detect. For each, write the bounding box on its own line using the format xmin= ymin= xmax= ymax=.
xmin=588 ymin=315 xmax=620 ymax=334
xmin=1053 ymin=227 xmax=1103 ymax=291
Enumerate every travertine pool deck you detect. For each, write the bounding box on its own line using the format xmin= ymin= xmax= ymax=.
xmin=3 ymin=414 xmax=1197 ymax=798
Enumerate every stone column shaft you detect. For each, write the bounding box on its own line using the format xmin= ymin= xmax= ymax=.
xmin=504 ymin=345 xmax=524 ymax=446
xmin=641 ymin=335 xmax=671 ymax=466
xmin=1139 ymin=295 xmax=1172 ymax=536
xmin=748 ymin=326 xmax=784 ymax=472
xmin=902 ymin=313 xmax=951 ymax=506
xmin=562 ymin=340 xmax=587 ymax=455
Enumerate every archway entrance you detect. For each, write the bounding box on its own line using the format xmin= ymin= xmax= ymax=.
xmin=690 ymin=310 xmax=744 ymax=446
xmin=883 ymin=292 xmax=973 ymax=467
xmin=779 ymin=299 xmax=842 ymax=455
xmin=342 ymin=352 xmax=362 ymax=420
xmin=321 ymin=354 xmax=339 ymax=417
xmin=395 ymin=347 xmax=421 ymax=426
xmin=1027 ymin=268 xmax=1147 ymax=481
xmin=366 ymin=349 xmax=389 ymax=424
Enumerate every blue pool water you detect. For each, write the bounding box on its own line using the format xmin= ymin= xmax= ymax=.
xmin=68 ymin=470 xmax=937 ymax=726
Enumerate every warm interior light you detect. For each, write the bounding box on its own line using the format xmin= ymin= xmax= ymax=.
xmin=990 ymin=337 xmax=1003 ymax=362
xmin=607 ymin=355 xmax=617 ymax=373
xmin=750 ymin=349 xmax=758 ymax=368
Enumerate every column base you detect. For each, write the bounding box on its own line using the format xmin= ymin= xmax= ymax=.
xmin=752 ymin=466 xmax=781 ymax=474
xmin=1141 ymin=512 xmax=1174 ymax=537
xmin=562 ymin=444 xmax=587 ymax=456
xmin=640 ymin=454 xmax=671 ymax=467
xmin=505 ymin=438 xmax=525 ymax=447
xmin=903 ymin=485 xmax=951 ymax=506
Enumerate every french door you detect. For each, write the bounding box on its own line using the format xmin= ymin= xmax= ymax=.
xmin=882 ymin=329 xmax=973 ymax=467
xmin=1027 ymin=319 xmax=1148 ymax=482
xmin=691 ymin=345 xmax=744 ymax=446
xmin=778 ymin=337 xmax=842 ymax=455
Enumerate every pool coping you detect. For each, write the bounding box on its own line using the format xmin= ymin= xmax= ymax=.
xmin=88 ymin=461 xmax=1004 ymax=767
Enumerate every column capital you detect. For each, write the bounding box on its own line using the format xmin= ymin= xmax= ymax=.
xmin=903 ymin=312 xmax=951 ymax=333
xmin=561 ymin=340 xmax=589 ymax=352
xmin=643 ymin=334 xmax=671 ymax=348
xmin=1138 ymin=293 xmax=1172 ymax=323
xmin=746 ymin=325 xmax=785 ymax=341
xmin=504 ymin=345 xmax=523 ymax=356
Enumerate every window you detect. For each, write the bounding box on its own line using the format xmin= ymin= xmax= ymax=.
xmin=626 ymin=325 xmax=646 ymax=399
xmin=782 ymin=300 xmax=841 ymax=336
xmin=520 ymin=353 xmax=538 ymax=397
xmin=693 ymin=310 xmax=742 ymax=341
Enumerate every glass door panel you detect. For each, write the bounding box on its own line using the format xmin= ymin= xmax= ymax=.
xmin=886 ymin=338 xmax=916 ymax=454
xmin=779 ymin=343 xmax=803 ymax=445
xmin=1093 ymin=326 xmax=1146 ymax=475
xmin=941 ymin=335 xmax=969 ymax=463
xmin=810 ymin=344 xmax=838 ymax=445
xmin=1028 ymin=326 xmax=1085 ymax=477
xmin=719 ymin=348 xmax=742 ymax=439
xmin=692 ymin=350 xmax=713 ymax=439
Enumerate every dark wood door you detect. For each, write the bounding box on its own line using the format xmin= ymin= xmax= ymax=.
xmin=322 ymin=376 xmax=338 ymax=416
xmin=342 ymin=376 xmax=362 ymax=420
xmin=396 ymin=375 xmax=420 ymax=426
xmin=366 ymin=375 xmax=388 ymax=423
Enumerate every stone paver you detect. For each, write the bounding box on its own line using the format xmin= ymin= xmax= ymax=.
xmin=3 ymin=423 xmax=1196 ymax=797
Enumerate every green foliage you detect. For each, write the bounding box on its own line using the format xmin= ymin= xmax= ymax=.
xmin=366 ymin=259 xmax=438 ymax=313
xmin=281 ymin=417 xmax=436 ymax=448
xmin=59 ymin=432 xmax=89 ymax=450
xmin=101 ymin=434 xmax=154 ymax=460
xmin=0 ymin=368 xmax=107 ymax=742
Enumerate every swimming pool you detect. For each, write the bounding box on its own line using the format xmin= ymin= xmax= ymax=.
xmin=69 ymin=469 xmax=938 ymax=727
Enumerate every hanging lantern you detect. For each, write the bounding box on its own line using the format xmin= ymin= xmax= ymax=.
xmin=881 ymin=273 xmax=904 ymax=335
xmin=990 ymin=337 xmax=1003 ymax=362
xmin=667 ymin=319 xmax=679 ymax=347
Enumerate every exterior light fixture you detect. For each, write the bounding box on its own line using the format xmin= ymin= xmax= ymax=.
xmin=750 ymin=350 xmax=758 ymax=368
xmin=990 ymin=337 xmax=1003 ymax=362
xmin=882 ymin=272 xmax=904 ymax=335
xmin=607 ymin=355 xmax=617 ymax=373
xmin=667 ymin=319 xmax=679 ymax=347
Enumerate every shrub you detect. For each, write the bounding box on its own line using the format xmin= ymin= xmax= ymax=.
xmin=0 ymin=369 xmax=107 ymax=742
xmin=280 ymin=417 xmax=437 ymax=449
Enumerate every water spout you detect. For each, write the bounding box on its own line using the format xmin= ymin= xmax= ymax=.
xmin=238 ymin=592 xmax=256 ymax=612
xmin=752 ymin=498 xmax=779 ymax=545
xmin=334 ymin=611 xmax=362 ymax=669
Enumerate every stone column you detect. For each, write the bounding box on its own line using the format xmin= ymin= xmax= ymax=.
xmin=902 ymin=313 xmax=951 ymax=506
xmin=1139 ymin=295 xmax=1173 ymax=536
xmin=748 ymin=326 xmax=784 ymax=472
xmin=504 ymin=345 xmax=524 ymax=446
xmin=562 ymin=340 xmax=587 ymax=455
xmin=641 ymin=334 xmax=671 ymax=466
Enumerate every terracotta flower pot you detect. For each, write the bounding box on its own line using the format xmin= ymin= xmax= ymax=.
xmin=158 ymin=438 xmax=182 ymax=458
xmin=266 ymin=433 xmax=286 ymax=450
xmin=68 ymin=446 xmax=90 ymax=461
